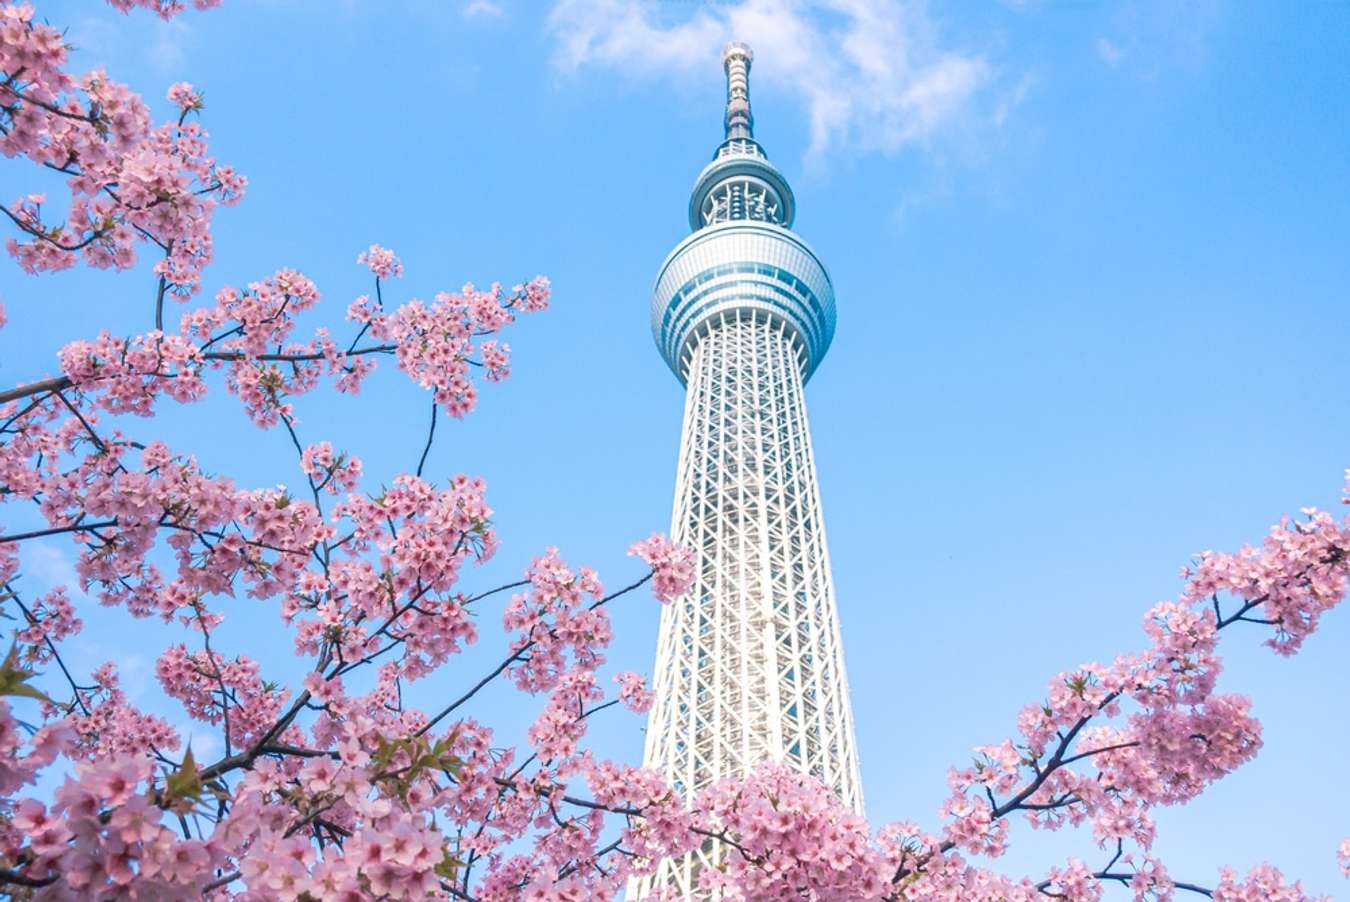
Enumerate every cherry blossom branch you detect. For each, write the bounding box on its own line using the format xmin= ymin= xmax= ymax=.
xmin=0 ymin=79 xmax=99 ymax=124
xmin=196 ymin=570 xmax=519 ymax=783
xmin=0 ymin=375 xmax=69 ymax=404
xmin=3 ymin=583 xmax=95 ymax=715
xmin=1055 ymin=739 xmax=1139 ymax=768
xmin=492 ymin=775 xmax=756 ymax=862
xmin=0 ymin=204 xmax=113 ymax=251
xmin=415 ymin=399 xmax=438 ymax=478
xmin=0 ymin=344 xmax=400 ymax=405
xmin=1092 ymin=872 xmax=1212 ymax=897
xmin=892 ymin=582 xmax=1303 ymax=891
xmin=505 ymin=698 xmax=622 ymax=783
xmin=187 ymin=600 xmax=234 ymax=757
xmin=463 ymin=579 xmax=530 ymax=605
xmin=417 ymin=573 xmax=652 ymax=736
xmin=344 ymin=273 xmax=385 ymax=354
xmin=202 ymin=870 xmax=240 ymax=893
xmin=278 ymin=410 xmax=327 ymax=529
xmin=0 ymin=520 xmax=119 ymax=543
xmin=154 ymin=268 xmax=171 ymax=332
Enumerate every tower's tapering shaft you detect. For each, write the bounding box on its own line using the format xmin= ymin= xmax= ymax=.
xmin=633 ymin=43 xmax=862 ymax=899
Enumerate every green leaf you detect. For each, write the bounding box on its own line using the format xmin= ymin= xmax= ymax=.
xmin=0 ymin=641 xmax=53 ymax=705
xmin=165 ymin=745 xmax=204 ymax=805
xmin=434 ymin=848 xmax=465 ymax=880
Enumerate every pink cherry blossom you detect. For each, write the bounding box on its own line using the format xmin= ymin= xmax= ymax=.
xmin=1 ymin=5 xmax=242 ymax=295
xmin=357 ymin=243 xmax=403 ymax=279
xmin=627 ymin=532 xmax=695 ymax=603
xmin=106 ymin=0 xmax=221 ymax=18
xmin=1213 ymin=863 xmax=1327 ymax=901
xmin=614 ymin=671 xmax=654 ymax=713
xmin=166 ymin=80 xmax=202 ymax=110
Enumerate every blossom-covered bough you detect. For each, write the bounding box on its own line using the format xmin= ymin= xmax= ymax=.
xmin=0 ymin=2 xmax=1346 ymax=899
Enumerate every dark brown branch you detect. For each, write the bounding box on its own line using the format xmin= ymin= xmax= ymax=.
xmin=416 ymin=399 xmax=438 ymax=478
xmin=0 ymin=519 xmax=118 ymax=543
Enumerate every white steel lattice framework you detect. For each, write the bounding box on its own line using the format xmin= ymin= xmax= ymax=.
xmin=632 ymin=44 xmax=863 ymax=899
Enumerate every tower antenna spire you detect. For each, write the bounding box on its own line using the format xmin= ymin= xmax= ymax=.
xmin=722 ymin=41 xmax=754 ymax=141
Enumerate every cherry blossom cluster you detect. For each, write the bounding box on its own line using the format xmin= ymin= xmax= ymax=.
xmin=502 ymin=547 xmax=608 ymax=693
xmin=357 ymin=243 xmax=404 ymax=280
xmin=41 ymin=251 xmax=547 ymax=429
xmin=1 ymin=432 xmax=328 ymax=623
xmin=106 ymin=0 xmax=221 ymax=18
xmin=1180 ymin=506 xmax=1350 ymax=655
xmin=613 ymin=671 xmax=654 ymax=713
xmin=3 ymin=749 xmax=220 ymax=895
xmin=300 ymin=441 xmax=364 ymax=495
xmin=58 ymin=328 xmax=209 ymax=414
xmin=1213 ymin=864 xmax=1323 ymax=901
xmin=0 ymin=404 xmax=694 ymax=899
xmin=156 ymin=645 xmax=287 ymax=749
xmin=0 ymin=700 xmax=68 ymax=799
xmin=694 ymin=763 xmax=891 ymax=898
xmin=14 ymin=587 xmax=80 ymax=665
xmin=1 ymin=3 xmax=244 ymax=296
xmin=627 ymin=532 xmax=696 ymax=603
xmin=348 ymin=272 xmax=552 ymax=418
xmin=66 ymin=662 xmax=180 ymax=759
xmin=902 ymin=499 xmax=1350 ymax=898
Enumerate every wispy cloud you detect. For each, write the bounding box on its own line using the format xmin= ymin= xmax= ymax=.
xmin=147 ymin=18 xmax=193 ymax=74
xmin=22 ymin=542 xmax=83 ymax=597
xmin=994 ymin=71 xmax=1037 ymax=128
xmin=1092 ymin=1 xmax=1222 ymax=80
xmin=464 ymin=0 xmax=504 ymax=18
xmin=179 ymin=725 xmax=222 ymax=761
xmin=1095 ymin=37 xmax=1124 ymax=68
xmin=70 ymin=13 xmax=195 ymax=77
xmin=547 ymin=0 xmax=992 ymax=160
xmin=116 ymin=652 xmax=152 ymax=700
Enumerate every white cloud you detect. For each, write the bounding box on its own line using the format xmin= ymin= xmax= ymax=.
xmin=464 ymin=0 xmax=504 ymax=17
xmin=178 ymin=724 xmax=222 ymax=762
xmin=994 ymin=71 xmax=1037 ymax=128
xmin=68 ymin=13 xmax=194 ymax=77
xmin=547 ymin=0 xmax=992 ymax=160
xmin=1095 ymin=37 xmax=1124 ymax=68
xmin=147 ymin=18 xmax=193 ymax=74
xmin=119 ymin=653 xmax=152 ymax=700
xmin=1092 ymin=2 xmax=1222 ymax=80
xmin=23 ymin=542 xmax=83 ymax=597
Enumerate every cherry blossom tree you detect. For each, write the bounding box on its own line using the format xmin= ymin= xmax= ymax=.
xmin=1 ymin=2 xmax=1347 ymax=899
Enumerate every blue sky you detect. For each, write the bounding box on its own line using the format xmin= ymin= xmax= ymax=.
xmin=4 ymin=0 xmax=1350 ymax=894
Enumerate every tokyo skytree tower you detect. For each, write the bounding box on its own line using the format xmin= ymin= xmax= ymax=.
xmin=634 ymin=43 xmax=863 ymax=897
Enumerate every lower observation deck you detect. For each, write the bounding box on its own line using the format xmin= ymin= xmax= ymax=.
xmin=651 ymin=221 xmax=836 ymax=385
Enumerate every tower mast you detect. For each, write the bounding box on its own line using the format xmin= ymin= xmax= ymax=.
xmin=634 ymin=42 xmax=864 ymax=898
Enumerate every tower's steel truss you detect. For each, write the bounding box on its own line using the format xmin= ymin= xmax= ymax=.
xmin=633 ymin=43 xmax=863 ymax=898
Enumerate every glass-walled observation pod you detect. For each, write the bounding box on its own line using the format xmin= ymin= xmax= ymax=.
xmin=651 ymin=220 xmax=836 ymax=386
